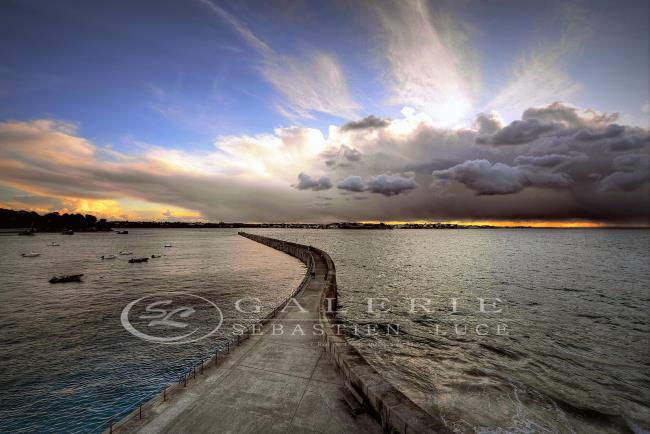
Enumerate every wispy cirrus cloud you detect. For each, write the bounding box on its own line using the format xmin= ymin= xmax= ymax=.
xmin=200 ymin=0 xmax=359 ymax=120
xmin=368 ymin=0 xmax=480 ymax=126
xmin=486 ymin=4 xmax=589 ymax=120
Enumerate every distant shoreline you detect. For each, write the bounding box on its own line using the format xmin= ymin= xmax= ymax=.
xmin=1 ymin=225 xmax=648 ymax=233
xmin=1 ymin=208 xmax=647 ymax=231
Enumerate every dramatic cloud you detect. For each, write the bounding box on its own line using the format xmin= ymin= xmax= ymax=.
xmin=0 ymin=120 xmax=317 ymax=221
xmin=368 ymin=0 xmax=480 ymax=126
xmin=432 ymin=160 xmax=571 ymax=195
xmin=599 ymin=154 xmax=650 ymax=192
xmin=474 ymin=112 xmax=504 ymax=135
xmin=513 ymin=152 xmax=588 ymax=168
xmin=366 ymin=173 xmax=418 ymax=196
xmin=477 ymin=102 xmax=650 ymax=152
xmin=591 ymin=128 xmax=650 ymax=152
xmin=477 ymin=119 xmax=561 ymax=145
xmin=522 ymin=102 xmax=619 ymax=128
xmin=1 ymin=101 xmax=648 ymax=224
xmin=340 ymin=115 xmax=390 ymax=131
xmin=433 ymin=160 xmax=527 ymax=195
xmin=1 ymin=0 xmax=648 ymax=228
xmin=337 ymin=173 xmax=418 ymax=196
xmin=337 ymin=176 xmax=365 ymax=193
xmin=294 ymin=172 xmax=332 ymax=191
xmin=201 ymin=0 xmax=359 ymax=119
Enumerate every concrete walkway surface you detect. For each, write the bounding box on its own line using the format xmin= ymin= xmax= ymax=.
xmin=115 ymin=239 xmax=382 ymax=434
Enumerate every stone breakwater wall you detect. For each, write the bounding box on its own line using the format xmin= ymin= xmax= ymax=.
xmin=238 ymin=232 xmax=446 ymax=434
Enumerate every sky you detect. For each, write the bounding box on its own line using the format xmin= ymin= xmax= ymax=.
xmin=0 ymin=0 xmax=648 ymax=225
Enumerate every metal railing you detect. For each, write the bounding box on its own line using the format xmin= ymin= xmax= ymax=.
xmin=88 ymin=235 xmax=315 ymax=433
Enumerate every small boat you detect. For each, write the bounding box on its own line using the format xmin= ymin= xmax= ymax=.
xmin=48 ymin=242 xmax=60 ymax=247
xmin=21 ymin=252 xmax=41 ymax=257
xmin=151 ymin=254 xmax=162 ymax=258
xmin=119 ymin=251 xmax=133 ymax=255
xmin=116 ymin=230 xmax=129 ymax=234
xmin=129 ymin=257 xmax=149 ymax=263
xmin=49 ymin=274 xmax=83 ymax=284
xmin=164 ymin=244 xmax=172 ymax=248
xmin=62 ymin=230 xmax=74 ymax=235
xmin=101 ymin=254 xmax=116 ymax=260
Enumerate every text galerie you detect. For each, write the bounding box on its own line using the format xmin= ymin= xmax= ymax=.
xmin=230 ymin=297 xmax=508 ymax=337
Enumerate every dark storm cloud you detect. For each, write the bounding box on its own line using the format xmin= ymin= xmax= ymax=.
xmin=571 ymin=123 xmax=649 ymax=152
xmin=321 ymin=103 xmax=647 ymax=223
xmin=1 ymin=102 xmax=648 ymax=224
xmin=513 ymin=152 xmax=588 ymax=168
xmin=365 ymin=173 xmax=418 ymax=196
xmin=476 ymin=103 xmax=649 ymax=152
xmin=522 ymin=102 xmax=619 ymax=128
xmin=599 ymin=170 xmax=649 ymax=192
xmin=294 ymin=172 xmax=332 ymax=191
xmin=476 ymin=119 xmax=561 ymax=145
xmin=337 ymin=173 xmax=417 ymax=196
xmin=411 ymin=104 xmax=649 ymax=222
xmin=340 ymin=115 xmax=390 ymax=131
xmin=599 ymin=154 xmax=650 ymax=192
xmin=612 ymin=153 xmax=650 ymax=171
xmin=337 ymin=175 xmax=365 ymax=192
xmin=474 ymin=112 xmax=503 ymax=134
xmin=598 ymin=129 xmax=650 ymax=152
xmin=574 ymin=124 xmax=625 ymax=141
xmin=431 ymin=159 xmax=572 ymax=195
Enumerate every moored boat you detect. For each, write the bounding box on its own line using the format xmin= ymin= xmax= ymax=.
xmin=49 ymin=274 xmax=83 ymax=284
xmin=128 ymin=257 xmax=149 ymax=263
xmin=119 ymin=251 xmax=133 ymax=255
xmin=62 ymin=230 xmax=74 ymax=235
xmin=164 ymin=244 xmax=172 ymax=248
xmin=101 ymin=254 xmax=116 ymax=259
xmin=151 ymin=254 xmax=162 ymax=258
xmin=21 ymin=252 xmax=40 ymax=257
xmin=116 ymin=230 xmax=129 ymax=234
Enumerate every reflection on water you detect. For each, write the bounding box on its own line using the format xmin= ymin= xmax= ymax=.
xmin=0 ymin=229 xmax=304 ymax=433
xmin=250 ymin=228 xmax=650 ymax=434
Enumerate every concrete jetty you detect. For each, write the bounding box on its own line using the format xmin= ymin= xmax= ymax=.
xmin=113 ymin=233 xmax=442 ymax=434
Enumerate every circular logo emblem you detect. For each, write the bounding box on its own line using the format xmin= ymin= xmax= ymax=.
xmin=121 ymin=292 xmax=223 ymax=344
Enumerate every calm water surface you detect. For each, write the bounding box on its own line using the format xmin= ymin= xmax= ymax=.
xmin=250 ymin=228 xmax=650 ymax=434
xmin=1 ymin=228 xmax=648 ymax=433
xmin=0 ymin=229 xmax=304 ymax=433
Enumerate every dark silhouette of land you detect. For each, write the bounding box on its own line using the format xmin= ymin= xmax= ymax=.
xmin=0 ymin=208 xmax=533 ymax=232
xmin=0 ymin=209 xmax=111 ymax=232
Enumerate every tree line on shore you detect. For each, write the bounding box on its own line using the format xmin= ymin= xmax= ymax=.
xmin=1 ymin=207 xmax=524 ymax=231
xmin=0 ymin=208 xmax=111 ymax=232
